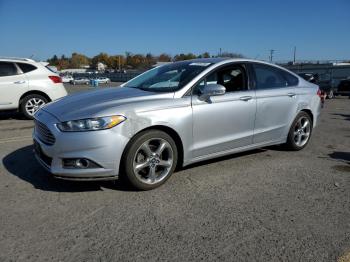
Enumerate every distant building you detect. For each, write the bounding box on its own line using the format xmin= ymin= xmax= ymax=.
xmin=97 ymin=62 xmax=106 ymax=71
xmin=333 ymin=62 xmax=350 ymax=66
xmin=60 ymin=68 xmax=88 ymax=74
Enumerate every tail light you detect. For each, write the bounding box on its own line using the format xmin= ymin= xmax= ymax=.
xmin=49 ymin=76 xmax=62 ymax=83
xmin=317 ymin=88 xmax=322 ymax=98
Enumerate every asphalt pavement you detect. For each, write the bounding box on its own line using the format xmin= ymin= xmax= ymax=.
xmin=0 ymin=86 xmax=349 ymax=262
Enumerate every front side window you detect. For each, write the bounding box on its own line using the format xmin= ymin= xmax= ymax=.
xmin=124 ymin=61 xmax=213 ymax=92
xmin=253 ymin=63 xmax=298 ymax=89
xmin=0 ymin=62 xmax=18 ymax=77
xmin=194 ymin=64 xmax=248 ymax=94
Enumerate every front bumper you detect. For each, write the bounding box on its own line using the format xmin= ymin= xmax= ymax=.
xmin=33 ymin=110 xmax=129 ymax=181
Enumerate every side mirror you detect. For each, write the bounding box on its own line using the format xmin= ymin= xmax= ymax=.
xmin=199 ymin=84 xmax=226 ymax=101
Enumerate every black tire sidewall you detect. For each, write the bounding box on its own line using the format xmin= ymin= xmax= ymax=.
xmin=286 ymin=112 xmax=313 ymax=151
xmin=20 ymin=94 xmax=48 ymax=119
xmin=122 ymin=130 xmax=178 ymax=190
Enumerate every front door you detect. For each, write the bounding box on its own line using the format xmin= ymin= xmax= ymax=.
xmin=191 ymin=63 xmax=256 ymax=158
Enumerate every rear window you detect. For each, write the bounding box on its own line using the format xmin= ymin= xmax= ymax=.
xmin=46 ymin=66 xmax=58 ymax=73
xmin=17 ymin=62 xmax=37 ymax=73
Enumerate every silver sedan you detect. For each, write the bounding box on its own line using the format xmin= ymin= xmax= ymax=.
xmin=33 ymin=58 xmax=321 ymax=190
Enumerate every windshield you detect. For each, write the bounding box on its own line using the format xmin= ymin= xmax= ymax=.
xmin=124 ymin=61 xmax=213 ymax=92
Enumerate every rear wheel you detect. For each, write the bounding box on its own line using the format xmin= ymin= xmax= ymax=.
xmin=20 ymin=94 xmax=48 ymax=119
xmin=285 ymin=112 xmax=312 ymax=150
xmin=327 ymin=90 xmax=334 ymax=99
xmin=121 ymin=130 xmax=178 ymax=190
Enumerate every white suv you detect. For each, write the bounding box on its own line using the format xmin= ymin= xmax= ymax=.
xmin=0 ymin=57 xmax=67 ymax=119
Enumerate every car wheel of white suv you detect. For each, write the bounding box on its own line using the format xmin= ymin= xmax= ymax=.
xmin=20 ymin=94 xmax=48 ymax=119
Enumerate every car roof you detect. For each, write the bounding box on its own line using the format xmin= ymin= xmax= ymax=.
xmin=0 ymin=57 xmax=36 ymax=63
xmin=177 ymin=57 xmax=285 ymax=66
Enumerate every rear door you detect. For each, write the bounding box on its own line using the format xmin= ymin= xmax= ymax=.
xmin=0 ymin=62 xmax=28 ymax=109
xmin=250 ymin=63 xmax=299 ymax=144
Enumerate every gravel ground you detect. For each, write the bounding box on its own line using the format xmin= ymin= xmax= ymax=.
xmin=0 ymin=90 xmax=349 ymax=261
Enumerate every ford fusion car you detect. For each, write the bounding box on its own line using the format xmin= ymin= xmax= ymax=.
xmin=33 ymin=58 xmax=321 ymax=190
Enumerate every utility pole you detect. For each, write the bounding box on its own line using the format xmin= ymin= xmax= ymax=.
xmin=293 ymin=46 xmax=296 ymax=64
xmin=269 ymin=49 xmax=275 ymax=62
xmin=219 ymin=48 xmax=222 ymax=57
xmin=118 ymin=55 xmax=121 ymax=71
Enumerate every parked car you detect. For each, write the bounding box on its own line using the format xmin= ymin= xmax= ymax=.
xmin=70 ymin=77 xmax=90 ymax=85
xmin=0 ymin=57 xmax=67 ymax=119
xmin=335 ymin=78 xmax=350 ymax=97
xmin=297 ymin=72 xmax=335 ymax=99
xmin=33 ymin=58 xmax=321 ymax=190
xmin=297 ymin=73 xmax=317 ymax=83
xmin=61 ymin=75 xmax=74 ymax=83
xmin=94 ymin=77 xmax=111 ymax=84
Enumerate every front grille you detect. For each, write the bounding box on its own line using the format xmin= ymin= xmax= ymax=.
xmin=34 ymin=120 xmax=56 ymax=145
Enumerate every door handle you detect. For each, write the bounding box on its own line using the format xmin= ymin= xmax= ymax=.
xmin=287 ymin=93 xmax=296 ymax=97
xmin=13 ymin=80 xmax=26 ymax=84
xmin=239 ymin=96 xmax=253 ymax=101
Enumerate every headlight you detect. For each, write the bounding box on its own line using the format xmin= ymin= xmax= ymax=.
xmin=57 ymin=115 xmax=126 ymax=132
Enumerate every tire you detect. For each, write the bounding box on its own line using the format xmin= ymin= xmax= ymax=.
xmin=20 ymin=94 xmax=48 ymax=120
xmin=285 ymin=112 xmax=313 ymax=151
xmin=121 ymin=130 xmax=178 ymax=190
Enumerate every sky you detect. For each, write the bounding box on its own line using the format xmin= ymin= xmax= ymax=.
xmin=0 ymin=0 xmax=349 ymax=61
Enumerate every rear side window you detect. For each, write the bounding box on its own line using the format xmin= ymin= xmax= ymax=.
xmin=17 ymin=63 xmax=37 ymax=73
xmin=253 ymin=63 xmax=297 ymax=89
xmin=0 ymin=62 xmax=18 ymax=77
xmin=281 ymin=71 xmax=299 ymax=86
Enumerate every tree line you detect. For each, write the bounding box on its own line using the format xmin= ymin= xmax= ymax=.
xmin=47 ymin=52 xmax=244 ymax=70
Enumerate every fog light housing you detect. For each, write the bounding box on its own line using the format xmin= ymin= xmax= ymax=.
xmin=62 ymin=158 xmax=101 ymax=169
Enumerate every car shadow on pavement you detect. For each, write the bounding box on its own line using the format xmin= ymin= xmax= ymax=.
xmin=2 ymin=145 xmax=135 ymax=192
xmin=329 ymin=151 xmax=350 ymax=164
xmin=332 ymin=113 xmax=350 ymax=121
xmin=0 ymin=111 xmax=25 ymax=120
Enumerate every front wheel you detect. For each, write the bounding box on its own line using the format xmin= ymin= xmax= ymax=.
xmin=285 ymin=112 xmax=312 ymax=151
xmin=121 ymin=130 xmax=178 ymax=190
xmin=20 ymin=94 xmax=48 ymax=119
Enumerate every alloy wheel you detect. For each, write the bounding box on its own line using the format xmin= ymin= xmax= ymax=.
xmin=293 ymin=116 xmax=311 ymax=147
xmin=133 ymin=138 xmax=174 ymax=185
xmin=25 ymin=98 xmax=46 ymax=116
xmin=328 ymin=90 xmax=334 ymax=99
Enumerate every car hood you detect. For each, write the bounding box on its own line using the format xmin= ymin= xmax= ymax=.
xmin=42 ymin=87 xmax=174 ymax=121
